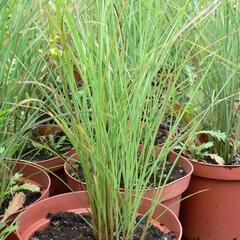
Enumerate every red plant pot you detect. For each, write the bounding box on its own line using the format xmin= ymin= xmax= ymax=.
xmin=180 ymin=160 xmax=240 ymax=240
xmin=64 ymin=153 xmax=86 ymax=192
xmin=16 ymin=191 xmax=182 ymax=240
xmin=64 ymin=148 xmax=193 ymax=217
xmin=0 ymin=161 xmax=50 ymax=222
xmin=26 ymin=125 xmax=75 ymax=196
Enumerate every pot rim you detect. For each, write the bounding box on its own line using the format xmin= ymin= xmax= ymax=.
xmin=64 ymin=150 xmax=193 ymax=191
xmin=16 ymin=191 xmax=182 ymax=240
xmin=190 ymin=158 xmax=240 ymax=168
xmin=189 ymin=158 xmax=240 ymax=180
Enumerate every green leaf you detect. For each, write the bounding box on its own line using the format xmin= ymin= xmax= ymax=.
xmin=17 ymin=182 xmax=40 ymax=192
xmin=32 ymin=141 xmax=44 ymax=150
xmin=57 ymin=135 xmax=67 ymax=146
xmin=9 ymin=173 xmax=22 ymax=185
xmin=48 ymin=134 xmax=55 ymax=146
xmin=0 ymin=147 xmax=4 ymax=155
xmin=198 ymin=141 xmax=214 ymax=151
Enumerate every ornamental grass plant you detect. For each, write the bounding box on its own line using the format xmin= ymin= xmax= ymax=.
xmin=185 ymin=0 xmax=240 ymax=164
xmin=32 ymin=1 xmax=222 ymax=239
xmin=0 ymin=1 xmax=51 ymax=237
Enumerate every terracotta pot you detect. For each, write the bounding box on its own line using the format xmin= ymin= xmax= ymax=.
xmin=0 ymin=161 xmax=50 ymax=222
xmin=64 ymin=153 xmax=86 ymax=191
xmin=64 ymin=149 xmax=193 ymax=217
xmin=26 ymin=125 xmax=75 ymax=196
xmin=16 ymin=191 xmax=182 ymax=240
xmin=180 ymin=160 xmax=240 ymax=240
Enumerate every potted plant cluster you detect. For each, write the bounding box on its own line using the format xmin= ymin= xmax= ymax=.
xmin=15 ymin=1 xmax=220 ymax=240
xmin=0 ymin=0 xmax=239 ymax=240
xmin=179 ymin=2 xmax=240 ymax=239
xmin=0 ymin=93 xmax=51 ymax=239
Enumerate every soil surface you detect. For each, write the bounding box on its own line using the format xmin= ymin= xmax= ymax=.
xmin=148 ymin=161 xmax=185 ymax=186
xmin=192 ymin=153 xmax=240 ymax=166
xmin=31 ymin=212 xmax=175 ymax=240
xmin=0 ymin=189 xmax=41 ymax=215
xmin=201 ymin=155 xmax=220 ymax=165
xmin=229 ymin=153 xmax=240 ymax=165
xmin=70 ymin=159 xmax=186 ymax=187
xmin=140 ymin=123 xmax=170 ymax=146
xmin=154 ymin=129 xmax=168 ymax=146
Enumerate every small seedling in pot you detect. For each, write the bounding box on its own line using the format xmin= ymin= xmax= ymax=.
xmin=20 ymin=130 xmax=72 ymax=162
xmin=176 ymin=130 xmax=227 ymax=165
xmin=0 ymin=171 xmax=40 ymax=221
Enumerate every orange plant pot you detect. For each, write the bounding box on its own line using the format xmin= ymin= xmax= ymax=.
xmin=0 ymin=161 xmax=50 ymax=222
xmin=143 ymin=150 xmax=193 ymax=217
xmin=64 ymin=154 xmax=86 ymax=192
xmin=180 ymin=160 xmax=240 ymax=240
xmin=16 ymin=191 xmax=182 ymax=240
xmin=64 ymin=148 xmax=193 ymax=217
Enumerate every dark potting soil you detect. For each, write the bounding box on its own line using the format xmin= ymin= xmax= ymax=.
xmin=201 ymin=155 xmax=219 ymax=165
xmin=198 ymin=153 xmax=240 ymax=166
xmin=70 ymin=160 xmax=186 ymax=187
xmin=154 ymin=130 xmax=168 ymax=146
xmin=31 ymin=212 xmax=175 ymax=240
xmin=229 ymin=153 xmax=240 ymax=165
xmin=135 ymin=152 xmax=186 ymax=186
xmin=0 ymin=189 xmax=41 ymax=215
xmin=140 ymin=123 xmax=169 ymax=147
xmin=148 ymin=161 xmax=185 ymax=186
